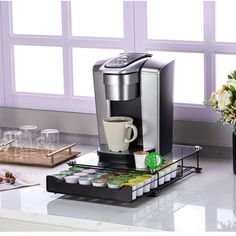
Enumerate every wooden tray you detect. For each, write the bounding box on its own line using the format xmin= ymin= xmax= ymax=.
xmin=0 ymin=143 xmax=80 ymax=168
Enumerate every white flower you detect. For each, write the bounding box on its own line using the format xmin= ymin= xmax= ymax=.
xmin=226 ymin=79 xmax=236 ymax=91
xmin=217 ymin=90 xmax=233 ymax=111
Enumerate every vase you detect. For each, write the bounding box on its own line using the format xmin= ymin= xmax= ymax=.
xmin=233 ymin=131 xmax=236 ymax=174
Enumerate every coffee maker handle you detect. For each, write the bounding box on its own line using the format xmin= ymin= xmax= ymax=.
xmin=124 ymin=124 xmax=138 ymax=143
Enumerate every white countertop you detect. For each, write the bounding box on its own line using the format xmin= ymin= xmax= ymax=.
xmin=1 ymin=145 xmax=236 ymax=232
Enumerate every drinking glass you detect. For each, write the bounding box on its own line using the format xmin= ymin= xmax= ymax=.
xmin=20 ymin=125 xmax=37 ymax=153
xmin=36 ymin=129 xmax=59 ymax=155
xmin=3 ymin=130 xmax=23 ymax=159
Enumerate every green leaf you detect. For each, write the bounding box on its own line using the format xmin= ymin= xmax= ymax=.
xmin=203 ymin=100 xmax=211 ymax=106
xmin=228 ymin=70 xmax=236 ymax=80
xmin=229 ymin=85 xmax=235 ymax=92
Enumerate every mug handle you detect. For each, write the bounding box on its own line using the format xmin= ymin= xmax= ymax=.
xmin=124 ymin=124 xmax=138 ymax=143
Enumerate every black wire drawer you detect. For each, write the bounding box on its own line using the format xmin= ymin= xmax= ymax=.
xmin=46 ymin=145 xmax=202 ymax=203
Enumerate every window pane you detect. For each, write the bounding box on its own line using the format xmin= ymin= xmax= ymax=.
xmin=215 ymin=54 xmax=236 ymax=90
xmin=216 ymin=0 xmax=236 ymax=42
xmin=147 ymin=0 xmax=203 ymax=41
xmin=12 ymin=0 xmax=62 ymax=35
xmin=14 ymin=45 xmax=64 ymax=94
xmin=150 ymin=51 xmax=204 ymax=104
xmin=71 ymin=0 xmax=123 ymax=38
xmin=73 ymin=48 xmax=123 ymax=97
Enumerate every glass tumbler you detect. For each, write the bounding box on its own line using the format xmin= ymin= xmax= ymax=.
xmin=36 ymin=129 xmax=59 ymax=155
xmin=20 ymin=125 xmax=38 ymax=154
xmin=3 ymin=130 xmax=23 ymax=159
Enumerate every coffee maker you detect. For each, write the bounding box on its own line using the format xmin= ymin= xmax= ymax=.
xmin=93 ymin=53 xmax=174 ymax=167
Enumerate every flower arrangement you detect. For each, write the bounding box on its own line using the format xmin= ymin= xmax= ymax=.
xmin=204 ymin=71 xmax=236 ymax=126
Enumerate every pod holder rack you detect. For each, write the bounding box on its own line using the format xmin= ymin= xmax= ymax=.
xmin=46 ymin=145 xmax=202 ymax=203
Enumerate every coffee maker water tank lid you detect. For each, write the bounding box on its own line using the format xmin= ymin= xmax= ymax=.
xmin=104 ymin=53 xmax=152 ymax=69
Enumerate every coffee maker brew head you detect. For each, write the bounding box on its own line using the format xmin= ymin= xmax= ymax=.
xmin=100 ymin=53 xmax=151 ymax=101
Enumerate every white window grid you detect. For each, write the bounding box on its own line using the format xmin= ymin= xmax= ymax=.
xmin=0 ymin=1 xmax=235 ymax=123
xmin=134 ymin=0 xmax=236 ymax=122
xmin=0 ymin=1 xmax=135 ymax=113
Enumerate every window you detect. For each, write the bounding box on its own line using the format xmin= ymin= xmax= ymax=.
xmin=147 ymin=0 xmax=203 ymax=41
xmin=215 ymin=0 xmax=236 ymax=42
xmin=216 ymin=54 xmax=236 ymax=90
xmin=14 ymin=45 xmax=64 ymax=95
xmin=71 ymin=0 xmax=124 ymax=38
xmin=11 ymin=0 xmax=62 ymax=35
xmin=0 ymin=0 xmax=235 ymax=123
xmin=0 ymin=0 xmax=127 ymax=113
xmin=150 ymin=51 xmax=204 ymax=104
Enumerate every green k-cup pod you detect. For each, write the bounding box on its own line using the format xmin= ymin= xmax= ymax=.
xmin=145 ymin=152 xmax=163 ymax=170
xmin=53 ymin=174 xmax=66 ymax=180
xmin=116 ymin=176 xmax=129 ymax=182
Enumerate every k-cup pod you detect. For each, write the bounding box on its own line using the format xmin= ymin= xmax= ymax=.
xmin=171 ymin=162 xmax=178 ymax=178
xmin=73 ymin=172 xmax=88 ymax=177
xmin=107 ymin=179 xmax=123 ymax=189
xmin=92 ymin=178 xmax=107 ymax=187
xmin=52 ymin=173 xmax=66 ymax=180
xmin=82 ymin=169 xmax=97 ymax=174
xmin=143 ymin=174 xmax=157 ymax=189
xmin=65 ymin=175 xmax=78 ymax=184
xmin=146 ymin=152 xmax=163 ymax=171
xmin=68 ymin=166 xmax=84 ymax=173
xmin=129 ymin=179 xmax=144 ymax=197
xmin=164 ymin=167 xmax=171 ymax=182
xmin=138 ymin=176 xmax=151 ymax=193
xmin=59 ymin=170 xmax=73 ymax=176
xmin=158 ymin=169 xmax=165 ymax=185
xmin=133 ymin=151 xmax=149 ymax=169
xmin=78 ymin=176 xmax=93 ymax=185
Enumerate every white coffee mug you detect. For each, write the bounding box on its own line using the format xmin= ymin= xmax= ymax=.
xmin=103 ymin=116 xmax=138 ymax=152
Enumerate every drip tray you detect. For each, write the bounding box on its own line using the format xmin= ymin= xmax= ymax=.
xmin=97 ymin=144 xmax=154 ymax=168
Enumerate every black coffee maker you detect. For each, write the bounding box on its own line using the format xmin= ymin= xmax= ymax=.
xmin=93 ymin=53 xmax=174 ymax=167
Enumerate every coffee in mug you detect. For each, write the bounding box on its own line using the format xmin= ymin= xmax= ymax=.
xmin=103 ymin=116 xmax=138 ymax=152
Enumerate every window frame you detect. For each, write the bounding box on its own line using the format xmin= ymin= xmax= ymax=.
xmin=0 ymin=3 xmax=4 ymax=106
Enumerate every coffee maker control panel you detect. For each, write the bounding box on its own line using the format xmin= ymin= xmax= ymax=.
xmin=104 ymin=53 xmax=151 ymax=68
